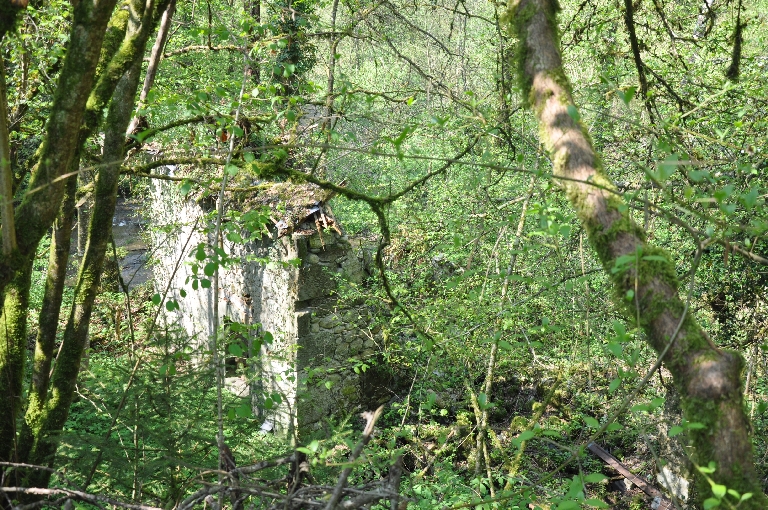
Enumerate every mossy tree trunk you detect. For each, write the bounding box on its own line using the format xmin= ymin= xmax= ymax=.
xmin=0 ymin=0 xmax=119 ymax=465
xmin=504 ymin=0 xmax=767 ymax=506
xmin=26 ymin=173 xmax=77 ymax=419
xmin=18 ymin=0 xmax=158 ymax=487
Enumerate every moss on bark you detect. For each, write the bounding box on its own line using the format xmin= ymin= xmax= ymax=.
xmin=0 ymin=258 xmax=32 ymax=464
xmin=505 ymin=0 xmax=767 ymax=506
xmin=21 ymin=1 xmax=156 ymax=486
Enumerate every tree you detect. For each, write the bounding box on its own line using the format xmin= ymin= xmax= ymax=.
xmin=0 ymin=0 xmax=167 ymax=488
xmin=505 ymin=0 xmax=767 ymax=506
xmin=2 ymin=0 xmax=767 ymax=506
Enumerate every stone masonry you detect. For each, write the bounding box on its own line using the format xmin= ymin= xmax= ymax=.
xmin=150 ymin=170 xmax=382 ymax=438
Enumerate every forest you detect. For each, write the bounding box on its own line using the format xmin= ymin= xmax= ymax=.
xmin=1 ymin=0 xmax=767 ymax=508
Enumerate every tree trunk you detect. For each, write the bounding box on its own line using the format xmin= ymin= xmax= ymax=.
xmin=0 ymin=0 xmax=119 ymax=465
xmin=0 ymin=58 xmax=17 ymax=255
xmin=19 ymin=0 xmax=156 ymax=486
xmin=128 ymin=0 xmax=176 ymax=134
xmin=504 ymin=0 xmax=767 ymax=506
xmin=27 ymin=173 xmax=77 ymax=417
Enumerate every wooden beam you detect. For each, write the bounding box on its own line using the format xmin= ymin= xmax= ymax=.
xmin=587 ymin=442 xmax=674 ymax=510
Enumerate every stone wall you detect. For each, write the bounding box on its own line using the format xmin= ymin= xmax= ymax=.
xmin=150 ymin=172 xmax=382 ymax=437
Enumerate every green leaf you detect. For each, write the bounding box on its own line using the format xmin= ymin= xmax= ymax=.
xmin=711 ymin=483 xmax=726 ymax=499
xmin=584 ymin=473 xmax=607 ymax=483
xmin=235 ymin=402 xmax=251 ymax=417
xmin=606 ymin=422 xmax=623 ymax=431
xmin=584 ymin=498 xmax=609 ymax=508
xmin=226 ymin=164 xmax=239 ymax=177
xmin=617 ymin=86 xmax=636 ymax=105
xmin=740 ymin=187 xmax=759 ymax=209
xmin=668 ymin=426 xmax=684 ymax=437
xmin=204 ymin=262 xmax=217 ymax=276
xmin=566 ymin=105 xmax=580 ymax=122
xmin=166 ymin=300 xmax=177 ymax=312
xmin=642 ymin=255 xmax=668 ymax=262
xmin=151 ymin=293 xmax=162 ymax=305
xmin=656 ymin=154 xmax=678 ymax=182
xmin=609 ymin=378 xmax=621 ymax=392
xmin=583 ymin=416 xmax=599 ymax=429
xmin=703 ymin=498 xmax=720 ymax=509
xmin=201 ymin=278 xmax=211 ymax=288
xmin=515 ymin=430 xmax=536 ymax=444
xmin=179 ymin=180 xmax=193 ymax=196
xmin=228 ymin=343 xmax=244 ymax=356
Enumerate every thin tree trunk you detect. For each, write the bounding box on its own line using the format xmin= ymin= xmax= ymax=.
xmin=128 ymin=0 xmax=176 ymax=135
xmin=0 ymin=58 xmax=16 ymax=255
xmin=323 ymin=0 xmax=340 ymax=131
xmin=505 ymin=1 xmax=767 ymax=506
xmin=27 ymin=173 xmax=77 ymax=412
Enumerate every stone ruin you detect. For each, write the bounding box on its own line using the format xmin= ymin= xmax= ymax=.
xmin=150 ymin=171 xmax=384 ymax=438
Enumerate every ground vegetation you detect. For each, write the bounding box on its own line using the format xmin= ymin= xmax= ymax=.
xmin=1 ymin=0 xmax=767 ymax=508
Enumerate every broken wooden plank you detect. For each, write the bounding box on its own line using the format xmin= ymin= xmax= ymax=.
xmin=587 ymin=442 xmax=674 ymax=510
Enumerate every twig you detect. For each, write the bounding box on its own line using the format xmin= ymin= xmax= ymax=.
xmin=2 ymin=487 xmax=162 ymax=510
xmin=323 ymin=406 xmax=385 ymax=510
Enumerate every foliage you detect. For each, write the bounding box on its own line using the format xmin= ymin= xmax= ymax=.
xmin=2 ymin=0 xmax=768 ymax=507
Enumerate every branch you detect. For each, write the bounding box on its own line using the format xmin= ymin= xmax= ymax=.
xmin=622 ymin=0 xmax=654 ymax=123
xmin=153 ymin=44 xmax=242 ymax=59
xmin=2 ymin=487 xmax=163 ymax=510
xmin=125 ymin=157 xmax=231 ymax=175
xmin=323 ymin=406 xmax=385 ymax=510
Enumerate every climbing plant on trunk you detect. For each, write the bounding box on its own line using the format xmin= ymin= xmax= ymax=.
xmin=503 ymin=0 xmax=767 ymax=506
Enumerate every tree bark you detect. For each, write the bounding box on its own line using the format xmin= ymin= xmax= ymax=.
xmin=0 ymin=58 xmax=17 ymax=255
xmin=0 ymin=0 xmax=119 ymax=465
xmin=128 ymin=0 xmax=176 ymax=135
xmin=504 ymin=0 xmax=767 ymax=506
xmin=19 ymin=0 xmax=157 ymax=485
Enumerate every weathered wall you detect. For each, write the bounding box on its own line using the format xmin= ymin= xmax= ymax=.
xmin=150 ymin=171 xmax=382 ymax=437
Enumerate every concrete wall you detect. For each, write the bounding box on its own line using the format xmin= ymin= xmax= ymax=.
xmin=150 ymin=173 xmax=381 ymax=437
